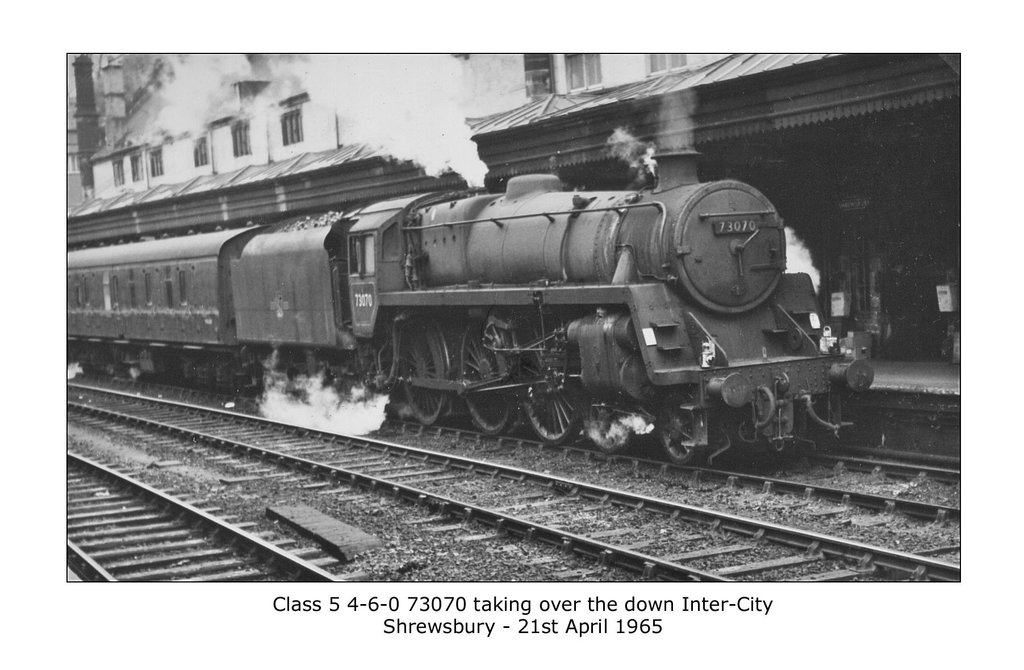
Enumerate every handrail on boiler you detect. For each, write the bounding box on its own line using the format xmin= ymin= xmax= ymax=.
xmin=401 ymin=201 xmax=667 ymax=231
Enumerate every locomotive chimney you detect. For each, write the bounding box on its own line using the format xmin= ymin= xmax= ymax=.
xmin=73 ymin=54 xmax=102 ymax=197
xmin=653 ymin=149 xmax=701 ymax=190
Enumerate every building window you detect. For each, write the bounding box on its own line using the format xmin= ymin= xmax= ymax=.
xmin=647 ymin=54 xmax=688 ymax=74
xmin=566 ymin=54 xmax=602 ymax=91
xmin=232 ymin=120 xmax=251 ymax=157
xmin=68 ymin=154 xmax=80 ymax=174
xmin=281 ymin=108 xmax=303 ymax=146
xmin=193 ymin=137 xmax=209 ymax=167
xmin=524 ymin=53 xmax=553 ymax=98
xmin=130 ymin=153 xmax=142 ymax=182
xmin=149 ymin=148 xmax=164 ymax=177
xmin=113 ymin=159 xmax=125 ymax=186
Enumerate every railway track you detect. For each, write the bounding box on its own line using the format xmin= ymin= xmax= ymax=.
xmin=67 ymin=451 xmax=342 ymax=581
xmin=384 ymin=419 xmax=960 ymax=522
xmin=69 ymin=383 xmax=960 ymax=581
xmin=806 ymin=453 xmax=960 ymax=484
xmin=72 ymin=374 xmax=961 ymax=492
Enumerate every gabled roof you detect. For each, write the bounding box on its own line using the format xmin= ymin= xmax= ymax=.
xmin=69 ymin=144 xmax=384 ymax=218
xmin=470 ymin=54 xmax=838 ymax=136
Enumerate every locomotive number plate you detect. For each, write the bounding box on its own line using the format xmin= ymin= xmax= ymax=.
xmin=713 ymin=219 xmax=760 ymax=235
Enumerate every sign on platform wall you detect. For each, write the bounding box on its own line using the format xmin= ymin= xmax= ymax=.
xmin=831 ymin=291 xmax=851 ymax=317
xmin=936 ymin=284 xmax=960 ymax=313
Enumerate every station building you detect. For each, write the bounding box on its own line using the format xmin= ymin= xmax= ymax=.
xmin=66 ymin=55 xmax=469 ymax=248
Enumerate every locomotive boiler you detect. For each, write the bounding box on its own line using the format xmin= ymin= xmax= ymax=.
xmin=68 ymin=150 xmax=872 ymax=463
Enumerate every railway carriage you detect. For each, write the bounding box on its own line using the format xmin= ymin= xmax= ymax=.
xmin=68 ymin=151 xmax=872 ymax=463
xmin=68 ymin=227 xmax=261 ymax=385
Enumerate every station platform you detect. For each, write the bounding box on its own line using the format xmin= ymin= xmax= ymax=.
xmin=837 ymin=360 xmax=960 ymax=460
xmin=867 ymin=361 xmax=960 ymax=396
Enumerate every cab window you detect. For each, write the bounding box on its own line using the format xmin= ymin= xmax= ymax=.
xmin=364 ymin=236 xmax=375 ymax=275
xmin=349 ymin=234 xmax=376 ymax=276
xmin=349 ymin=236 xmax=361 ymax=275
xmin=382 ymin=222 xmax=400 ymax=261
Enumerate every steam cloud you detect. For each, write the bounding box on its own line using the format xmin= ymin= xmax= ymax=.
xmin=142 ymin=54 xmax=488 ymax=185
xmin=150 ymin=54 xmax=257 ymax=139
xmin=606 ymin=127 xmax=657 ymax=184
xmin=783 ymin=227 xmax=821 ymax=293
xmin=259 ymin=362 xmax=388 ymax=435
xmin=585 ymin=413 xmax=655 ymax=451
xmin=293 ymin=55 xmax=488 ymax=185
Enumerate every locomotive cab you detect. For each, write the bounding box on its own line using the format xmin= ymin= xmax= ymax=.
xmin=343 ymin=195 xmax=429 ymax=338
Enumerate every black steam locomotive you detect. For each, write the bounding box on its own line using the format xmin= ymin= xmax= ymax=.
xmin=68 ymin=151 xmax=872 ymax=463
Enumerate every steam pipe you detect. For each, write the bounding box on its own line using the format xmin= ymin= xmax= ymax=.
xmin=800 ymin=394 xmax=841 ymax=436
xmin=753 ymin=385 xmax=776 ymax=429
xmin=402 ymin=202 xmax=666 ymax=231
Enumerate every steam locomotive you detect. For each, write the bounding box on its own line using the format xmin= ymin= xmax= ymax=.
xmin=68 ymin=151 xmax=872 ymax=463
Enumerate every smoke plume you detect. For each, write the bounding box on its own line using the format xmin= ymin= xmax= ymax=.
xmin=584 ymin=413 xmax=655 ymax=451
xmin=783 ymin=227 xmax=821 ymax=293
xmin=141 ymin=54 xmax=487 ymax=185
xmin=290 ymin=55 xmax=487 ymax=185
xmin=259 ymin=364 xmax=388 ymax=436
xmin=149 ymin=54 xmax=256 ymax=140
xmin=606 ymin=127 xmax=657 ymax=185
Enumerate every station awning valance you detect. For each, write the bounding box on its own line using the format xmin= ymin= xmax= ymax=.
xmin=474 ymin=54 xmax=960 ymax=180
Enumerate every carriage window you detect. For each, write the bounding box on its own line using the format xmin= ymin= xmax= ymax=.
xmin=178 ymin=269 xmax=188 ymax=306
xmin=144 ymin=271 xmax=153 ymax=306
xmin=164 ymin=267 xmax=174 ymax=307
xmin=128 ymin=269 xmax=137 ymax=308
xmin=102 ymin=272 xmax=112 ymax=311
xmin=111 ymin=275 xmax=120 ymax=309
xmin=82 ymin=275 xmax=90 ymax=306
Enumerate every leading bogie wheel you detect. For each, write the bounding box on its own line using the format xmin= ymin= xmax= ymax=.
xmin=658 ymin=403 xmax=707 ymax=465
